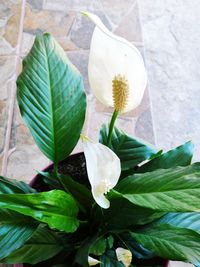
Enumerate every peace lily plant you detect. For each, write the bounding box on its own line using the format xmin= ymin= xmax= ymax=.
xmin=1 ymin=11 xmax=200 ymax=267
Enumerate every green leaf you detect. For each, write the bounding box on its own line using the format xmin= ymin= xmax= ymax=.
xmin=57 ymin=173 xmax=93 ymax=209
xmin=17 ymin=33 xmax=86 ymax=163
xmin=90 ymin=237 xmax=107 ymax=256
xmin=0 ymin=176 xmax=36 ymax=194
xmin=155 ymin=212 xmax=200 ymax=234
xmin=119 ymin=233 xmax=155 ymax=260
xmin=115 ymin=163 xmax=200 ymax=212
xmin=0 ymin=208 xmax=35 ymax=224
xmin=131 ymin=224 xmax=200 ymax=265
xmin=101 ymin=198 xmax=164 ymax=230
xmin=2 ymin=225 xmax=63 ymax=264
xmin=0 ymin=190 xmax=79 ymax=232
xmin=39 ymin=171 xmax=62 ymax=189
xmin=100 ymin=250 xmax=124 ymax=267
xmin=39 ymin=172 xmax=93 ymax=211
xmin=138 ymin=141 xmax=194 ymax=173
xmin=0 ymin=180 xmax=38 ymax=261
xmin=99 ymin=125 xmax=157 ymax=170
xmin=0 ymin=221 xmax=36 ymax=260
xmin=75 ymin=235 xmax=98 ymax=267
xmin=107 ymin=236 xmax=114 ymax=249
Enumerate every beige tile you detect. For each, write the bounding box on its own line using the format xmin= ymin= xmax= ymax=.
xmin=24 ymin=4 xmax=75 ymax=37
xmin=67 ymin=50 xmax=90 ymax=93
xmin=0 ymin=0 xmax=22 ymax=55
xmin=21 ymin=3 xmax=76 ymax=54
xmin=7 ymin=144 xmax=50 ymax=182
xmin=6 ymin=103 xmax=49 ymax=181
xmin=0 ymin=56 xmax=16 ymax=100
xmin=0 ymin=56 xmax=16 ymax=152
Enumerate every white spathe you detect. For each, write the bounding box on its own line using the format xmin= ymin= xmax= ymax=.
xmin=83 ymin=139 xmax=121 ymax=209
xmin=116 ymin=247 xmax=132 ymax=267
xmin=88 ymin=256 xmax=101 ymax=266
xmin=85 ymin=12 xmax=147 ymax=113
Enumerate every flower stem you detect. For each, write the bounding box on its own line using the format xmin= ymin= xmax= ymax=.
xmin=107 ymin=109 xmax=119 ymax=147
xmin=53 ymin=162 xmax=58 ymax=175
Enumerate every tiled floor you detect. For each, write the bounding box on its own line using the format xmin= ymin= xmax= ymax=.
xmin=0 ymin=1 xmax=195 ymax=267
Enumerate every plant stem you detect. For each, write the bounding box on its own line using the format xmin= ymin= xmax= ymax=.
xmin=107 ymin=109 xmax=119 ymax=146
xmin=53 ymin=162 xmax=59 ymax=175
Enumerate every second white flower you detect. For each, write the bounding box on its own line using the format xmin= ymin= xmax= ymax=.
xmin=83 ymin=139 xmax=121 ymax=209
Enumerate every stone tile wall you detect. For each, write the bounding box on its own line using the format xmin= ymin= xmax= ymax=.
xmin=139 ymin=0 xmax=200 ymax=164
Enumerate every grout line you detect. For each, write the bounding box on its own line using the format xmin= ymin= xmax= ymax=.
xmin=1 ymin=0 xmax=26 ymax=176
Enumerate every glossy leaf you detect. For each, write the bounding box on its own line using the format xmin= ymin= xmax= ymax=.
xmin=101 ymin=198 xmax=164 ymax=230
xmin=138 ymin=141 xmax=194 ymax=173
xmin=100 ymin=250 xmax=124 ymax=267
xmin=75 ymin=236 xmax=98 ymax=266
xmin=132 ymin=224 xmax=200 ymax=265
xmin=155 ymin=212 xmax=200 ymax=234
xmin=40 ymin=172 xmax=93 ymax=210
xmin=2 ymin=226 xmax=63 ymax=264
xmin=0 ymin=178 xmax=38 ymax=260
xmin=17 ymin=33 xmax=86 ymax=163
xmin=90 ymin=237 xmax=107 ymax=256
xmin=99 ymin=124 xmax=157 ymax=170
xmin=115 ymin=163 xmax=200 ymax=211
xmin=57 ymin=173 xmax=93 ymax=209
xmin=119 ymin=233 xmax=155 ymax=260
xmin=0 ymin=221 xmax=35 ymax=260
xmin=0 ymin=176 xmax=35 ymax=194
xmin=0 ymin=208 xmax=36 ymax=224
xmin=0 ymin=190 xmax=79 ymax=232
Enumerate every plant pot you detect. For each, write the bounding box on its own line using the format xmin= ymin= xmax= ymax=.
xmin=13 ymin=152 xmax=169 ymax=267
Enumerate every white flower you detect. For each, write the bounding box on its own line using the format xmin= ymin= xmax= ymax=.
xmin=84 ymin=12 xmax=147 ymax=113
xmin=83 ymin=138 xmax=121 ymax=209
xmin=116 ymin=247 xmax=132 ymax=267
xmin=88 ymin=256 xmax=101 ymax=266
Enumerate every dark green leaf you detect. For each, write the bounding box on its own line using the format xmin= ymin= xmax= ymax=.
xmin=39 ymin=172 xmax=93 ymax=210
xmin=0 ymin=208 xmax=36 ymax=224
xmin=100 ymin=250 xmax=124 ymax=267
xmin=119 ymin=233 xmax=155 ymax=260
xmin=2 ymin=225 xmax=63 ymax=264
xmin=102 ymin=198 xmax=164 ymax=230
xmin=107 ymin=236 xmax=114 ymax=249
xmin=99 ymin=125 xmax=157 ymax=170
xmin=138 ymin=141 xmax=194 ymax=173
xmin=39 ymin=171 xmax=61 ymax=189
xmin=17 ymin=33 xmax=86 ymax=163
xmin=0 ymin=221 xmax=35 ymax=260
xmin=75 ymin=235 xmax=98 ymax=267
xmin=132 ymin=224 xmax=200 ymax=265
xmin=0 ymin=176 xmax=35 ymax=194
xmin=0 ymin=190 xmax=79 ymax=232
xmin=115 ymin=163 xmax=200 ymax=211
xmin=57 ymin=173 xmax=93 ymax=209
xmin=90 ymin=237 xmax=107 ymax=256
xmin=155 ymin=212 xmax=200 ymax=234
